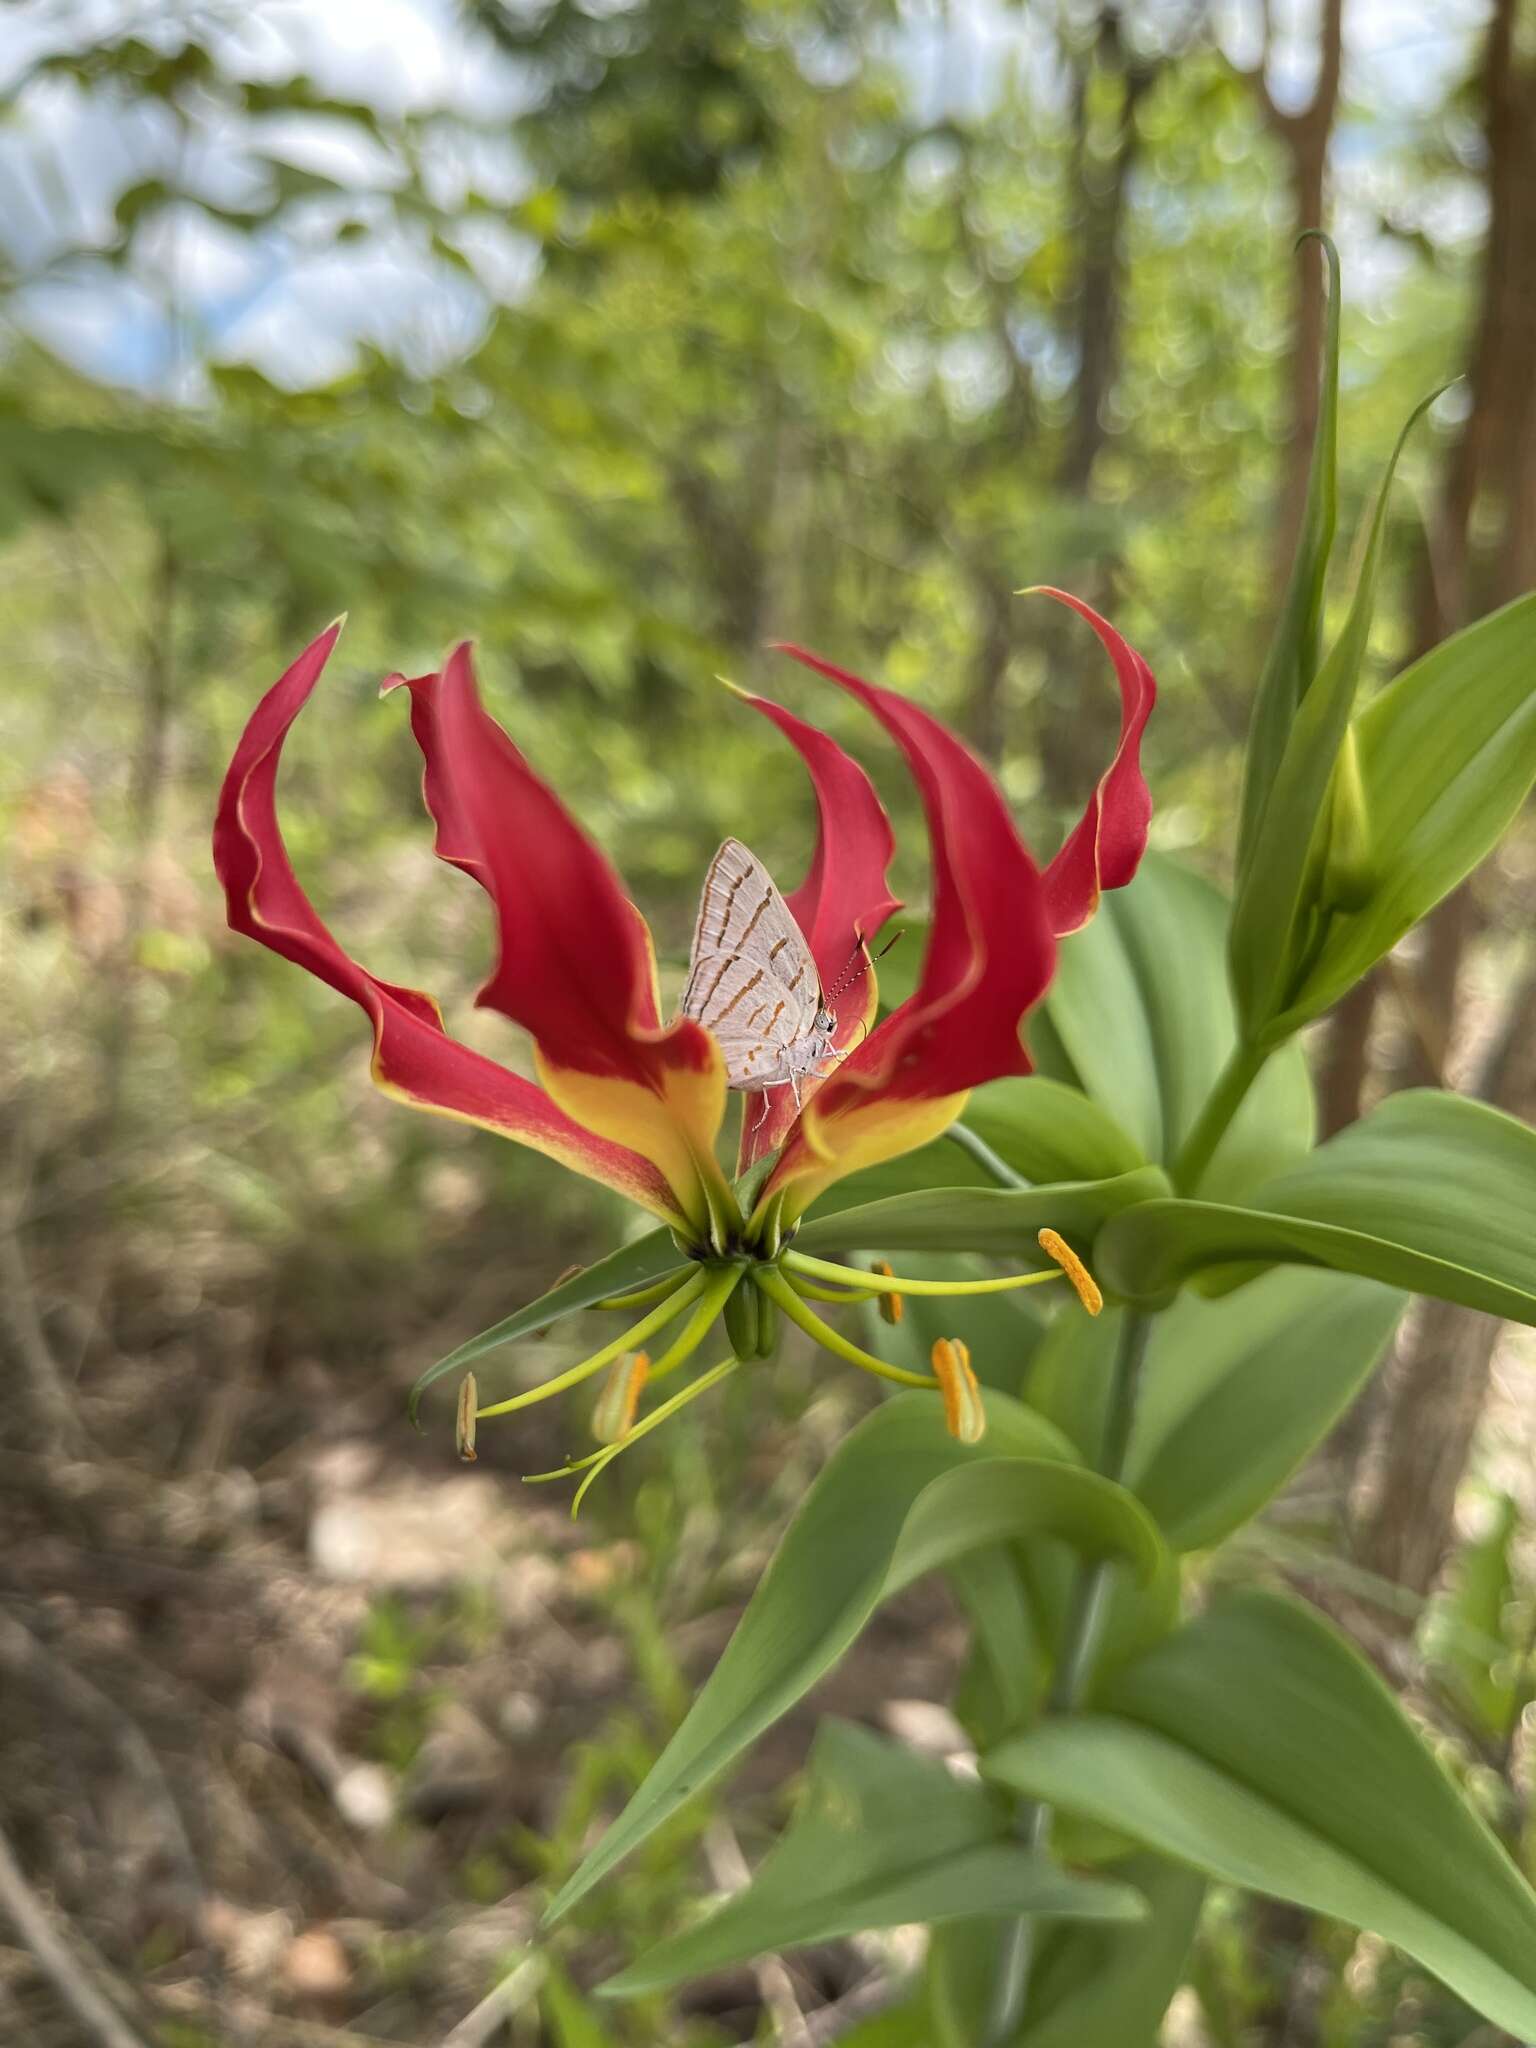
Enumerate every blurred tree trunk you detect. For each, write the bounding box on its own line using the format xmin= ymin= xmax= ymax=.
xmin=1245 ymin=0 xmax=1344 ymax=569
xmin=1058 ymin=6 xmax=1155 ymax=497
xmin=1025 ymin=6 xmax=1153 ymax=795
xmin=1349 ymin=0 xmax=1536 ymax=1610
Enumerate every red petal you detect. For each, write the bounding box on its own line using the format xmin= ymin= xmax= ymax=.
xmin=761 ymin=647 xmax=1057 ymax=1213
xmin=729 ymin=684 xmax=901 ymax=1171
xmin=388 ymin=649 xmax=728 ymax=1219
xmin=213 ymin=629 xmax=684 ymax=1224
xmin=1031 ymin=589 xmax=1156 ymax=936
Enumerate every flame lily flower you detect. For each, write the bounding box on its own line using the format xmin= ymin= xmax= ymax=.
xmin=214 ymin=596 xmax=1153 ymax=1485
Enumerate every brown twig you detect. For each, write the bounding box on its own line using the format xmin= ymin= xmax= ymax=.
xmin=0 ymin=1819 xmax=152 ymax=2048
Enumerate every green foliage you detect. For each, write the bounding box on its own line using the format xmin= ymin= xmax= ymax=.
xmin=1096 ymin=1090 xmax=1536 ymax=1319
xmin=985 ymin=1593 xmax=1536 ymax=2037
xmin=545 ymin=1390 xmax=1082 ymax=1923
xmin=1041 ymin=858 xmax=1315 ymax=1201
xmin=606 ymin=1720 xmax=1142 ymax=1996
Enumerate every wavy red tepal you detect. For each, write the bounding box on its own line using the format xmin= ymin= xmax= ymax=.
xmin=212 ymin=628 xmax=684 ymax=1224
xmin=727 ymin=683 xmax=902 ymax=1170
xmin=1030 ymin=587 xmax=1157 ymax=937
xmin=758 ymin=646 xmax=1057 ymax=1216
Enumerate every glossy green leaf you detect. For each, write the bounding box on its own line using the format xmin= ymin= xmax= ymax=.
xmin=963 ymin=1077 xmax=1148 ymax=1185
xmin=1097 ymin=1091 xmax=1536 ymax=1323
xmin=407 ymin=1228 xmax=683 ymax=1422
xmin=1044 ymin=858 xmax=1314 ymax=1202
xmin=603 ymin=1721 xmax=1142 ymax=1996
xmin=1026 ymin=1271 xmax=1403 ymax=1551
xmin=794 ymin=1167 xmax=1170 ymax=1259
xmin=985 ymin=1591 xmax=1536 ymax=2039
xmin=1272 ymin=592 xmax=1536 ymax=1037
xmin=1231 ymin=386 xmax=1434 ymax=1038
xmin=1125 ymin=1268 xmax=1405 ymax=1551
xmin=1235 ymin=231 xmax=1340 ymax=886
xmin=544 ymin=1392 xmax=1085 ymax=1924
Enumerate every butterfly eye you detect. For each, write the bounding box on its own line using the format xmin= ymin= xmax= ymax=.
xmin=817 ymin=1006 xmax=836 ymax=1034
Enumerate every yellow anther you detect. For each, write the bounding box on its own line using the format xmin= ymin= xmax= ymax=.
xmin=593 ymin=1351 xmax=650 ymax=1445
xmin=931 ymin=1338 xmax=986 ymax=1445
xmin=456 ymin=1374 xmax=478 ymax=1462
xmin=1037 ymin=1229 xmax=1103 ymax=1316
xmin=872 ymin=1259 xmax=904 ymax=1325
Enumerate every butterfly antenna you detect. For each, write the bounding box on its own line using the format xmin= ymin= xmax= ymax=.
xmin=825 ymin=927 xmax=904 ymax=1004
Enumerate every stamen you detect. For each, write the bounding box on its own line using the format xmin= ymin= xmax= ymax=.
xmin=871 ymin=1260 xmax=904 ymax=1326
xmin=931 ymin=1338 xmax=986 ymax=1444
xmin=758 ymin=1267 xmax=937 ymax=1389
xmin=1036 ymin=1229 xmax=1103 ymax=1316
xmin=474 ymin=1269 xmax=707 ymax=1421
xmin=533 ymin=1262 xmax=587 ymax=1337
xmin=593 ymin=1352 xmax=649 ymax=1444
xmin=456 ymin=1374 xmax=478 ymax=1462
xmin=643 ymin=1267 xmax=746 ymax=1386
xmin=594 ymin=1271 xmax=690 ymax=1312
xmin=782 ymin=1249 xmax=1065 ymax=1299
xmin=527 ymin=1357 xmax=741 ymax=1514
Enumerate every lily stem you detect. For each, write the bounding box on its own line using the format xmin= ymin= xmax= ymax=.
xmin=944 ymin=1118 xmax=1030 ymax=1190
xmin=981 ymin=1308 xmax=1155 ymax=2048
xmin=1169 ymin=1041 xmax=1268 ymax=1196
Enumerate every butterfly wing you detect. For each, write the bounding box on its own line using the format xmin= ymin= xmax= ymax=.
xmin=683 ymin=840 xmax=822 ymax=1089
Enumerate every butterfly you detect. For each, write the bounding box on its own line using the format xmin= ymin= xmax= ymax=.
xmin=680 ymin=838 xmax=844 ymax=1106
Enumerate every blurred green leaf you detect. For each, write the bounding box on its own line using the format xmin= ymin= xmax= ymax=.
xmin=1125 ymin=1268 xmax=1405 ymax=1551
xmin=963 ymin=1077 xmax=1148 ymax=1185
xmin=1044 ymin=858 xmax=1314 ymax=1201
xmin=603 ymin=1720 xmax=1142 ymax=1996
xmin=1096 ymin=1091 xmax=1536 ymax=1322
xmin=985 ymin=1591 xmax=1536 ymax=2039
xmin=1428 ymin=1493 xmax=1523 ymax=1740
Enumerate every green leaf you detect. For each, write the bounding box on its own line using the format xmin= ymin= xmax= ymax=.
xmin=1235 ymin=231 xmax=1340 ymax=886
xmin=1096 ymin=1091 xmax=1536 ymax=1324
xmin=1230 ymin=384 xmax=1435 ymax=1038
xmin=963 ymin=1077 xmax=1148 ymax=1185
xmin=1025 ymin=1271 xmax=1403 ymax=1551
xmin=984 ymin=1591 xmax=1536 ymax=2040
xmin=927 ymin=1853 xmax=1203 ymax=2048
xmin=407 ymin=1229 xmax=685 ymax=1423
xmin=544 ymin=1392 xmax=1091 ymax=1924
xmin=542 ymin=1963 xmax=620 ymax=2046
xmin=1125 ymin=1268 xmax=1405 ymax=1551
xmin=1017 ymin=1854 xmax=1206 ymax=2048
xmin=602 ymin=1722 xmax=1143 ymax=1996
xmin=1272 ymin=592 xmax=1536 ymax=1036
xmin=1044 ymin=859 xmax=1313 ymax=1202
xmin=795 ymin=1168 xmax=1170 ymax=1259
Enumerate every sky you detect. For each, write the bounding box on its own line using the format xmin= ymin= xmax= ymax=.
xmin=0 ymin=0 xmax=1493 ymax=397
